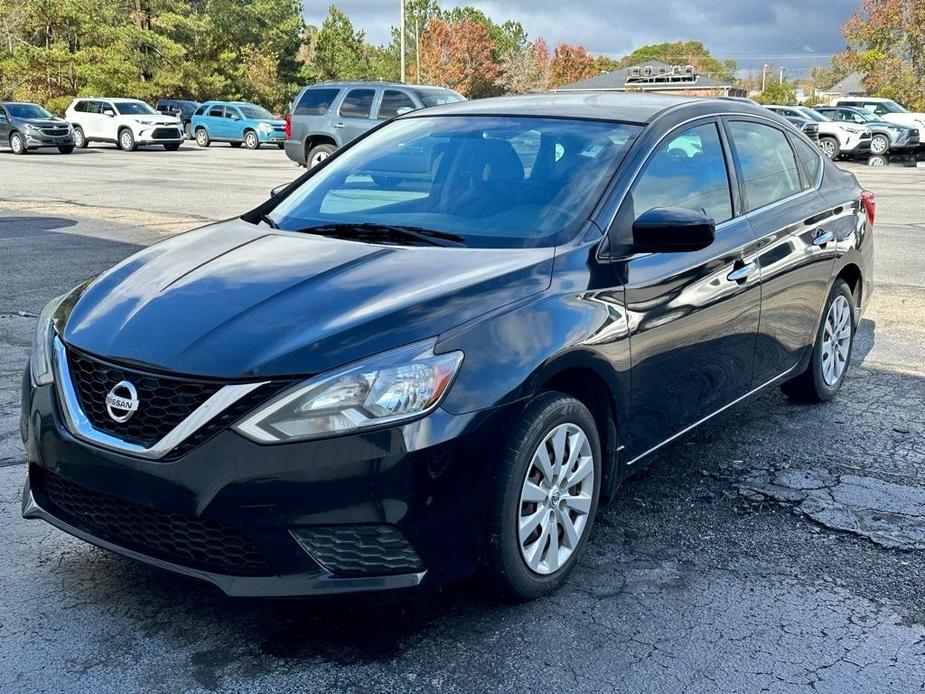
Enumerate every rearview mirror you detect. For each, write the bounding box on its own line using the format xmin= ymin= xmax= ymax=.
xmin=631 ymin=207 xmax=715 ymax=254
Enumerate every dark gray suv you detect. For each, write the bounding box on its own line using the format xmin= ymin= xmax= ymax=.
xmin=283 ymin=81 xmax=464 ymax=167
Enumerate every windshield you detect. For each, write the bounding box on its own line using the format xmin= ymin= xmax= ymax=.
xmin=876 ymin=100 xmax=907 ymax=114
xmin=6 ymin=103 xmax=53 ymax=119
xmin=842 ymin=108 xmax=876 ymax=123
xmin=238 ymin=104 xmax=274 ymax=120
xmin=796 ymin=107 xmax=828 ymax=122
xmin=267 ymin=115 xmax=641 ymax=248
xmin=414 ymin=89 xmax=465 ymax=107
xmin=116 ymin=101 xmax=157 ymax=115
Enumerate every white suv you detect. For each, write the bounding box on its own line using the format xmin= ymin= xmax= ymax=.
xmin=833 ymin=97 xmax=925 ymax=132
xmin=765 ymin=105 xmax=871 ymax=159
xmin=65 ymin=98 xmax=184 ymax=151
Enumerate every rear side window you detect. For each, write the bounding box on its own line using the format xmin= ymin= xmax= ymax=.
xmin=378 ymin=90 xmax=417 ymax=119
xmin=728 ymin=121 xmax=802 ymax=211
xmin=294 ymin=88 xmax=339 ymax=116
xmin=73 ymin=101 xmax=87 ymax=113
xmin=630 ymin=122 xmax=733 ymax=224
xmin=339 ymin=89 xmax=375 ymax=118
xmin=208 ymin=106 xmax=224 ymax=118
xmin=792 ymin=137 xmax=822 ymax=186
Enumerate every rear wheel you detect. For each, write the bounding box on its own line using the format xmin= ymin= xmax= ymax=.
xmin=9 ymin=131 xmax=27 ymax=154
xmin=819 ymin=136 xmax=840 ymax=160
xmin=57 ymin=145 xmax=75 ymax=154
xmin=781 ymin=279 xmax=855 ymax=402
xmin=118 ymin=128 xmax=136 ymax=151
xmin=73 ymin=126 xmax=87 ymax=149
xmin=482 ymin=392 xmax=601 ymax=599
xmin=195 ymin=128 xmax=210 ymax=147
xmin=870 ymin=134 xmax=890 ymax=155
xmin=243 ymin=130 xmax=259 ymax=149
xmin=183 ymin=122 xmax=191 ymax=139
xmin=307 ymin=143 xmax=335 ymax=167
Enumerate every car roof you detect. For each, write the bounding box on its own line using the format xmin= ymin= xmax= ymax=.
xmin=72 ymin=97 xmax=145 ymax=103
xmin=836 ymin=97 xmax=889 ymax=102
xmin=305 ymin=81 xmax=449 ymax=90
xmin=406 ymin=92 xmax=766 ymax=125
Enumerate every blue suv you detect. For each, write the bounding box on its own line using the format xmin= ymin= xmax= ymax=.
xmin=191 ymin=101 xmax=285 ymax=149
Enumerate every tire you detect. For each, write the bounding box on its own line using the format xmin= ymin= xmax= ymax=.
xmin=243 ymin=130 xmax=259 ymax=149
xmin=819 ymin=136 xmax=841 ymax=160
xmin=118 ymin=128 xmax=136 ymax=152
xmin=163 ymin=143 xmax=181 ymax=151
xmin=57 ymin=145 xmax=75 ymax=154
xmin=195 ymin=128 xmax=210 ymax=147
xmin=229 ymin=141 xmax=242 ymax=148
xmin=307 ymin=143 xmax=336 ymax=167
xmin=870 ymin=134 xmax=890 ymax=155
xmin=73 ymin=126 xmax=87 ymax=149
xmin=9 ymin=131 xmax=27 ymax=155
xmin=183 ymin=122 xmax=191 ymax=139
xmin=781 ymin=279 xmax=855 ymax=403
xmin=482 ymin=392 xmax=602 ymax=599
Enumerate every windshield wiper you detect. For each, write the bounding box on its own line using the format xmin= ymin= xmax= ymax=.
xmin=296 ymin=222 xmax=465 ymax=247
xmin=259 ymin=213 xmax=278 ymax=229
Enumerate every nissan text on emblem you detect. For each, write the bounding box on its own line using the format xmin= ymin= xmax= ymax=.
xmin=105 ymin=381 xmax=139 ymax=423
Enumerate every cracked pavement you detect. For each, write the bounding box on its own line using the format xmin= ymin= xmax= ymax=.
xmin=1 ymin=148 xmax=924 ymax=692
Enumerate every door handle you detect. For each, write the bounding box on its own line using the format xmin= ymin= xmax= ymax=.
xmin=331 ymin=122 xmax=345 ymax=128
xmin=812 ymin=229 xmax=835 ymax=246
xmin=727 ymin=261 xmax=756 ymax=283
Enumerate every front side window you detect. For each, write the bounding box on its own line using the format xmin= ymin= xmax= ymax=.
xmin=114 ymin=101 xmax=156 ymax=116
xmin=294 ymin=88 xmax=339 ymax=116
xmin=224 ymin=107 xmax=239 ymax=119
xmin=413 ymin=88 xmax=465 ymax=107
xmin=630 ymin=123 xmax=733 ymax=224
xmin=86 ymin=101 xmax=102 ymax=114
xmin=194 ymin=104 xmax=207 ymax=116
xmin=728 ymin=121 xmax=802 ymax=211
xmin=268 ymin=115 xmax=641 ymax=248
xmin=378 ymin=90 xmax=417 ymax=120
xmin=339 ymin=89 xmax=375 ymax=119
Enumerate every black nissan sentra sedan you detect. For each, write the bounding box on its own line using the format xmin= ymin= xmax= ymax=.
xmin=21 ymin=93 xmax=873 ymax=599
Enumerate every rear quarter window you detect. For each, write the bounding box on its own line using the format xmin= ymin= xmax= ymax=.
xmin=294 ymin=88 xmax=340 ymax=116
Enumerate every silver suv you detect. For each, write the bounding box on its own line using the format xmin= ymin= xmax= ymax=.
xmin=283 ymin=81 xmax=464 ymax=167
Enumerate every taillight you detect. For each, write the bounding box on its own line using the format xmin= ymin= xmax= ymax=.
xmin=861 ymin=190 xmax=875 ymax=225
xmin=284 ymin=113 xmax=291 ymax=140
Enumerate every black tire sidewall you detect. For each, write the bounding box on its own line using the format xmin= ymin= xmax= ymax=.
xmin=809 ymin=279 xmax=855 ymax=400
xmin=308 ymin=144 xmax=335 ymax=167
xmin=485 ymin=392 xmax=602 ymax=599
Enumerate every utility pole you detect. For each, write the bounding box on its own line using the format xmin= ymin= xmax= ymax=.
xmin=400 ymin=0 xmax=406 ymax=83
xmin=415 ymin=16 xmax=420 ymax=84
xmin=779 ymin=66 xmax=784 ymax=85
xmin=761 ymin=64 xmax=769 ymax=92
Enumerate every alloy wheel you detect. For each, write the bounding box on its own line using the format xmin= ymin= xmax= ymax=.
xmin=10 ymin=132 xmax=24 ymax=154
xmin=821 ymin=295 xmax=851 ymax=386
xmin=518 ymin=423 xmax=594 ymax=575
xmin=311 ymin=151 xmax=328 ymax=167
xmin=870 ymin=135 xmax=889 ymax=155
xmin=819 ymin=139 xmax=836 ymax=158
xmin=245 ymin=132 xmax=258 ymax=149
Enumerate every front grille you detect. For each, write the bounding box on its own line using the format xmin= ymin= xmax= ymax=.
xmin=37 ymin=467 xmax=270 ymax=575
xmin=292 ymin=525 xmax=423 ymax=577
xmin=67 ymin=348 xmax=222 ymax=447
xmin=41 ymin=127 xmax=69 ymax=137
xmin=152 ymin=127 xmax=179 ymax=139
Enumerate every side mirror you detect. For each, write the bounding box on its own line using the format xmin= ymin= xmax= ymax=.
xmin=103 ymin=109 xmax=116 ymax=117
xmin=631 ymin=207 xmax=715 ymax=254
xmin=270 ymin=183 xmax=289 ymax=197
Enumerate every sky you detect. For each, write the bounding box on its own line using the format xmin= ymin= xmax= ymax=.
xmin=304 ymin=0 xmax=860 ymax=75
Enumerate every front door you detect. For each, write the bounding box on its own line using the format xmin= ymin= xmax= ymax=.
xmin=723 ymin=118 xmax=838 ymax=384
xmin=205 ymin=105 xmax=225 ymax=140
xmin=613 ymin=120 xmax=762 ymax=461
xmin=335 ymin=88 xmax=378 ymax=144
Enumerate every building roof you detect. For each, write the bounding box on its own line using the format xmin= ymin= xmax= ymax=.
xmin=557 ymin=59 xmax=737 ymax=91
xmin=405 ymin=91 xmax=762 ymax=125
xmin=825 ymin=72 xmax=865 ymax=96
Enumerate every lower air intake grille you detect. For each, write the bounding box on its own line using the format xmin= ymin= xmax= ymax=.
xmin=292 ymin=525 xmax=423 ymax=577
xmin=37 ymin=468 xmax=270 ymax=575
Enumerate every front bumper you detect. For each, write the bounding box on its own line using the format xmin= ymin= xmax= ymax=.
xmin=135 ymin=125 xmax=183 ymax=145
xmin=21 ymin=371 xmax=521 ymax=597
xmin=257 ymin=130 xmax=285 ymax=144
xmin=24 ymin=131 xmax=75 ymax=148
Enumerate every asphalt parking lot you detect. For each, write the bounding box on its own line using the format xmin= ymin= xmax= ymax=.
xmin=1 ymin=143 xmax=924 ymax=693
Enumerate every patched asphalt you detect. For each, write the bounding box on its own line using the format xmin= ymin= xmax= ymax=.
xmin=0 ymin=148 xmax=923 ymax=692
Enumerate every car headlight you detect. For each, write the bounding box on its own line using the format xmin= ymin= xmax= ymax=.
xmin=257 ymin=122 xmax=273 ymax=133
xmin=30 ymin=295 xmax=65 ymax=386
xmin=135 ymin=119 xmax=155 ymax=126
xmin=234 ymin=340 xmax=463 ymax=443
xmin=23 ymin=123 xmax=42 ymax=133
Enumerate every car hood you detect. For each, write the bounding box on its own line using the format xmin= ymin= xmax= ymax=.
xmin=62 ymin=219 xmax=554 ymax=379
xmin=20 ymin=117 xmax=67 ymax=127
xmin=881 ymin=113 xmax=925 ymax=128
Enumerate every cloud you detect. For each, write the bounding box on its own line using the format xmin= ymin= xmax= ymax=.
xmin=303 ymin=0 xmax=857 ymax=71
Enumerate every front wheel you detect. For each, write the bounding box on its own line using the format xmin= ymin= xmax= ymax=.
xmin=781 ymin=279 xmax=855 ymax=402
xmin=482 ymin=392 xmax=601 ymax=599
xmin=819 ymin=136 xmax=841 ymax=160
xmin=243 ymin=131 xmax=259 ymax=149
xmin=870 ymin=134 xmax=890 ymax=155
xmin=9 ymin=131 xmax=27 ymax=154
xmin=118 ymin=128 xmax=136 ymax=151
xmin=183 ymin=122 xmax=191 ymax=139
xmin=73 ymin=126 xmax=87 ymax=149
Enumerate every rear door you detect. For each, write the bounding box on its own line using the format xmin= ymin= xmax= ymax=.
xmin=82 ymin=100 xmax=107 ymax=139
xmin=616 ymin=119 xmax=762 ymax=461
xmin=334 ymin=88 xmax=378 ymax=143
xmin=723 ymin=118 xmax=838 ymax=384
xmin=205 ymin=104 xmax=225 ymax=139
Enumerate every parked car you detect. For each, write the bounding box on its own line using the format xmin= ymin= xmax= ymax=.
xmin=0 ymin=102 xmax=75 ymax=154
xmin=776 ymin=113 xmax=820 ymax=142
xmin=154 ymin=99 xmax=200 ymax=138
xmin=815 ymin=105 xmax=919 ymax=155
xmin=765 ymin=105 xmax=871 ymax=159
xmin=22 ymin=93 xmax=873 ymax=600
xmin=65 ymin=98 xmax=183 ymax=151
xmin=190 ymin=101 xmax=285 ymax=149
xmin=833 ymin=97 xmax=925 ymax=132
xmin=284 ymin=81 xmax=465 ymax=167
